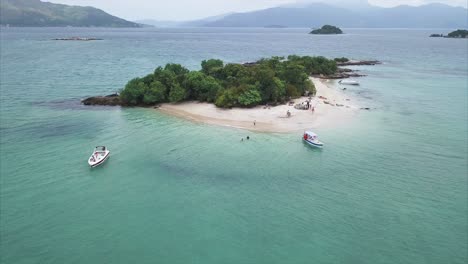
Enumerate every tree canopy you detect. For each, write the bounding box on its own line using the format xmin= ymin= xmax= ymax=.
xmin=120 ymin=55 xmax=342 ymax=108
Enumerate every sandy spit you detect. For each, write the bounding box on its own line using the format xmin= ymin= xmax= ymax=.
xmin=158 ymin=78 xmax=358 ymax=133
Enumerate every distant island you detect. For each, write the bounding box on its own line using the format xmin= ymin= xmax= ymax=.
xmin=0 ymin=0 xmax=142 ymax=27
xmin=430 ymin=29 xmax=468 ymax=38
xmin=447 ymin=29 xmax=468 ymax=38
xmin=310 ymin=25 xmax=343 ymax=35
xmin=53 ymin=37 xmax=103 ymax=41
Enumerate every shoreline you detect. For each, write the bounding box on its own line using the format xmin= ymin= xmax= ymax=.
xmin=157 ymin=78 xmax=359 ymax=133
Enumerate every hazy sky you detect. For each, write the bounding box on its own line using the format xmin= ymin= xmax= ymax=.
xmin=46 ymin=0 xmax=468 ymax=21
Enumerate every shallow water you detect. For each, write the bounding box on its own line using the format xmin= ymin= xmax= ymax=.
xmin=1 ymin=27 xmax=467 ymax=264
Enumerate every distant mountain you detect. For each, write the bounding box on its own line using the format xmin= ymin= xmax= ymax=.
xmin=365 ymin=3 xmax=468 ymax=28
xmin=202 ymin=3 xmax=468 ymax=28
xmin=283 ymin=0 xmax=376 ymax=11
xmin=203 ymin=3 xmax=359 ymax=28
xmin=134 ymin=19 xmax=181 ymax=28
xmin=0 ymin=0 xmax=142 ymax=27
xmin=180 ymin=12 xmax=235 ymax=27
xmin=135 ymin=13 xmax=234 ymax=28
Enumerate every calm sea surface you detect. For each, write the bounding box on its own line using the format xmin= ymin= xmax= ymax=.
xmin=1 ymin=27 xmax=467 ymax=264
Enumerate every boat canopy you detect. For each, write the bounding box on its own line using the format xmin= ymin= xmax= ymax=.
xmin=304 ymin=131 xmax=317 ymax=138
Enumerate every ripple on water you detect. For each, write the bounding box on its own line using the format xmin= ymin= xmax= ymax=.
xmin=30 ymin=98 xmax=120 ymax=111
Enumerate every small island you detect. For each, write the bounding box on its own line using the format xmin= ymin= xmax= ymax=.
xmin=83 ymin=55 xmax=380 ymax=132
xmin=310 ymin=25 xmax=343 ymax=35
xmin=83 ymin=55 xmax=381 ymax=107
xmin=87 ymin=55 xmax=341 ymax=108
xmin=429 ymin=29 xmax=468 ymax=38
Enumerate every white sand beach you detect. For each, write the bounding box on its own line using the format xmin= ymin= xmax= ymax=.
xmin=158 ymin=78 xmax=358 ymax=133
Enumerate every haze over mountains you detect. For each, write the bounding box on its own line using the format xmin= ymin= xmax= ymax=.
xmin=139 ymin=1 xmax=467 ymax=28
xmin=135 ymin=13 xmax=236 ymax=28
xmin=1 ymin=0 xmax=466 ymax=28
xmin=194 ymin=2 xmax=468 ymax=28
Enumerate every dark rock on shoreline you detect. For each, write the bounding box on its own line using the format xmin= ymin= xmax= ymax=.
xmin=311 ymin=60 xmax=380 ymax=79
xmin=312 ymin=66 xmax=368 ymax=79
xmin=242 ymin=60 xmax=382 ymax=68
xmin=313 ymin=72 xmax=367 ymax=79
xmin=82 ymin=94 xmax=121 ymax=106
xmin=336 ymin=60 xmax=381 ymax=66
xmin=309 ymin=59 xmax=381 ymax=79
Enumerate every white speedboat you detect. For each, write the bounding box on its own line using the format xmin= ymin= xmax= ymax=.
xmin=338 ymin=79 xmax=359 ymax=85
xmin=88 ymin=146 xmax=110 ymax=167
xmin=303 ymin=131 xmax=324 ymax=148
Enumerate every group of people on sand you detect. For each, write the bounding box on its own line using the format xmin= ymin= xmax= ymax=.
xmin=305 ymin=99 xmax=315 ymax=111
xmin=287 ymin=99 xmax=315 ymax=118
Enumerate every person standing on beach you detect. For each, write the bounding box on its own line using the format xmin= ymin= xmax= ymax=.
xmin=254 ymin=120 xmax=256 ymax=126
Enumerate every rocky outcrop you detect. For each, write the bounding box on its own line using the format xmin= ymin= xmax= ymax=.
xmin=336 ymin=60 xmax=381 ymax=66
xmin=312 ymin=60 xmax=381 ymax=79
xmin=316 ymin=72 xmax=366 ymax=79
xmin=82 ymin=94 xmax=121 ymax=106
xmin=312 ymin=68 xmax=367 ymax=79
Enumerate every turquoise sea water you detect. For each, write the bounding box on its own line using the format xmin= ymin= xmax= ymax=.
xmin=0 ymin=28 xmax=467 ymax=263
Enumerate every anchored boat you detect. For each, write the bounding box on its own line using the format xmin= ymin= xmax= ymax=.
xmin=88 ymin=146 xmax=110 ymax=167
xmin=303 ymin=131 xmax=324 ymax=148
xmin=338 ymin=79 xmax=359 ymax=85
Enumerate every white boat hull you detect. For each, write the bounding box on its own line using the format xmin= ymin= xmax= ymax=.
xmin=303 ymin=138 xmax=324 ymax=148
xmin=88 ymin=150 xmax=110 ymax=167
xmin=338 ymin=80 xmax=359 ymax=85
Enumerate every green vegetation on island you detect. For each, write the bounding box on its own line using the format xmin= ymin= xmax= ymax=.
xmin=447 ymin=29 xmax=468 ymax=38
xmin=119 ymin=56 xmax=340 ymax=108
xmin=0 ymin=0 xmax=141 ymax=27
xmin=310 ymin=25 xmax=343 ymax=35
